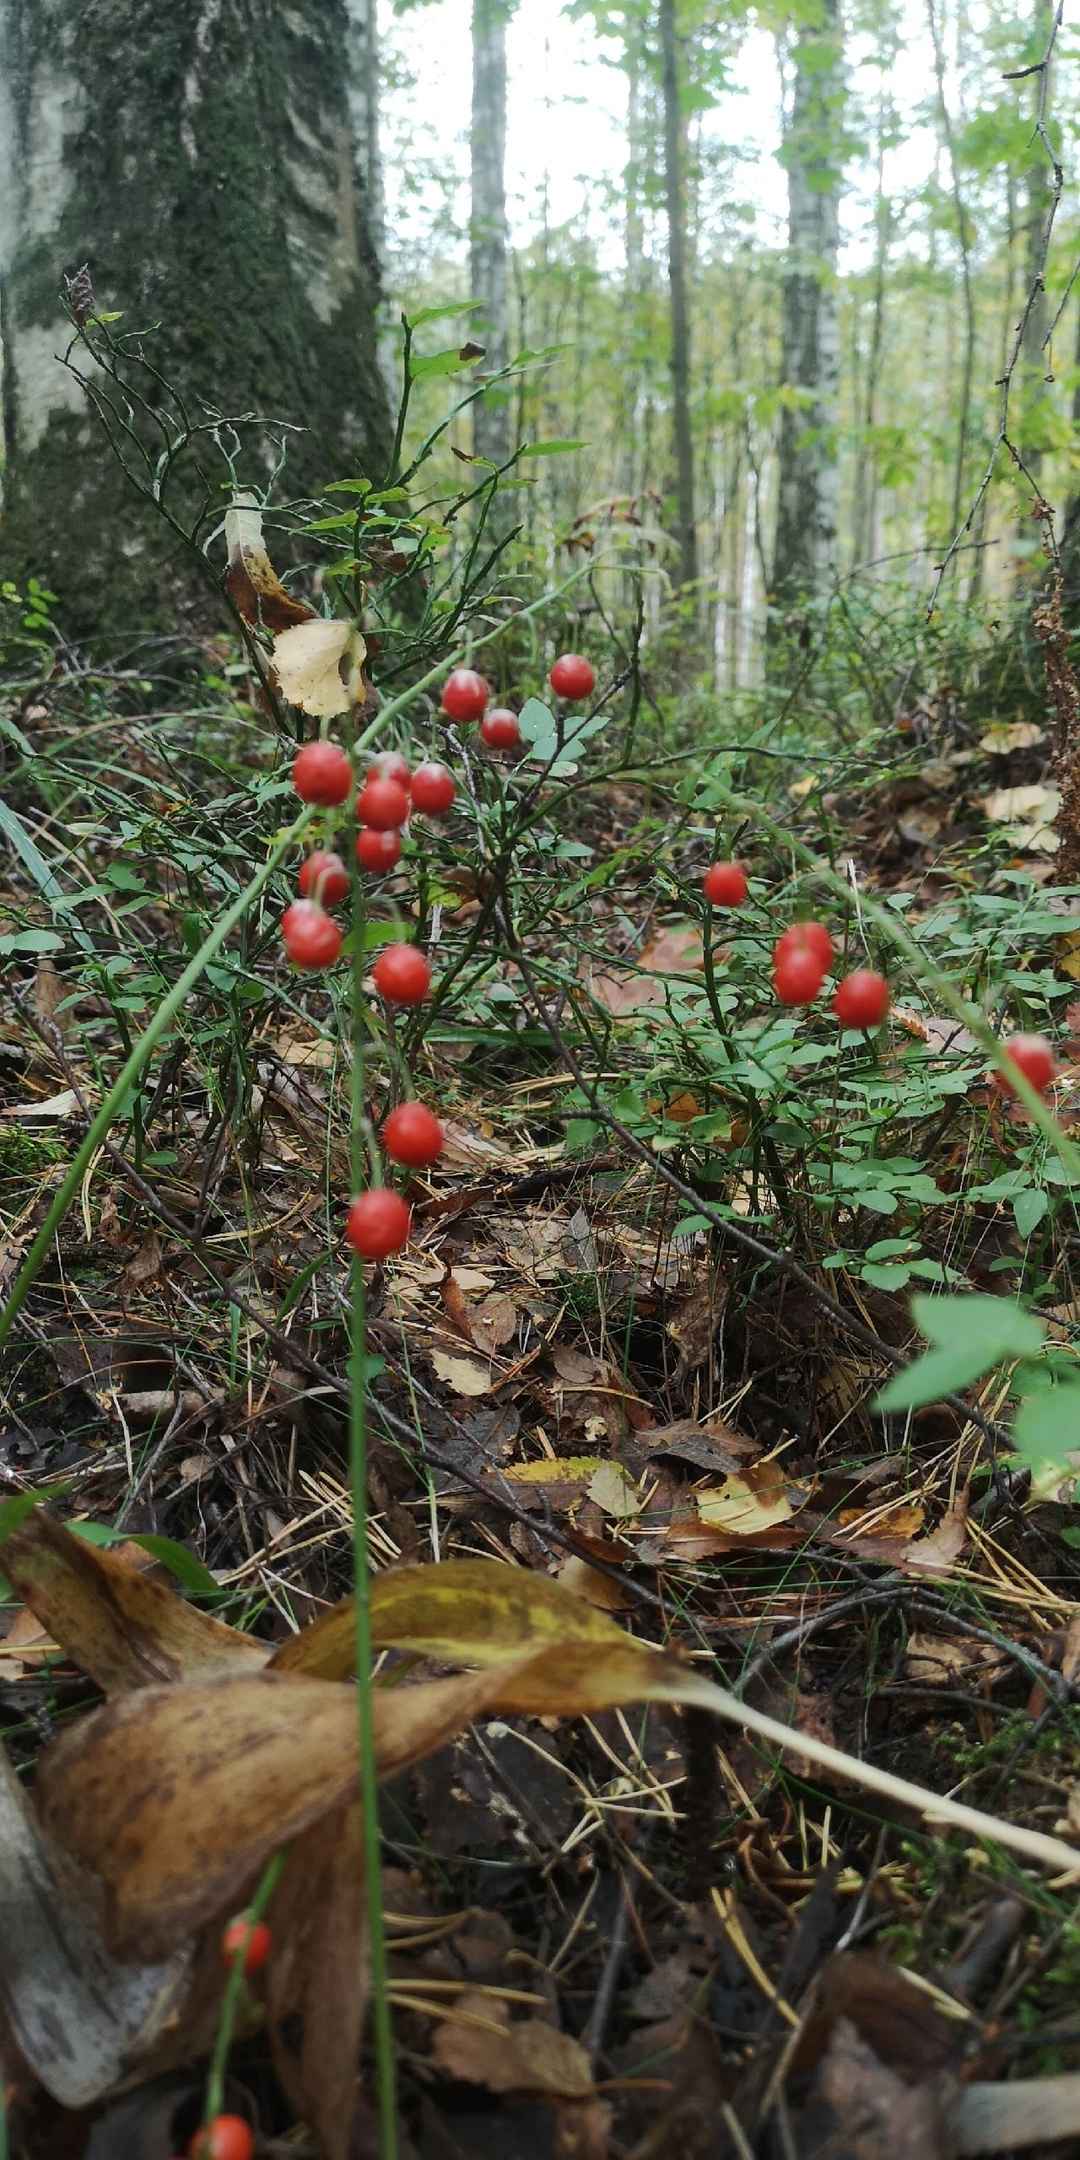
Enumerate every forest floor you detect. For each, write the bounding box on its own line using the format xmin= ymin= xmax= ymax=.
xmin=3 ymin=628 xmax=1080 ymax=2160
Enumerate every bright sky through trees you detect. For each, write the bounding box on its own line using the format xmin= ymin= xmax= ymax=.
xmin=380 ymin=0 xmax=945 ymax=279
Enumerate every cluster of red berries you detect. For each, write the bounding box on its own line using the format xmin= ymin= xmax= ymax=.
xmin=702 ymin=857 xmax=1060 ymax=1087
xmin=440 ymin=652 xmax=596 ymax=744
xmin=280 ymin=655 xmax=596 ymax=1264
xmin=703 ymin=863 xmax=890 ymax=1026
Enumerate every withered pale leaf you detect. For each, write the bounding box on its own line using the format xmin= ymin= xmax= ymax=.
xmin=224 ymin=493 xmax=315 ymax=632
xmin=36 ymin=1666 xmax=521 ymax=1959
xmin=272 ymin=619 xmax=367 ymax=717
xmin=267 ymin=1803 xmax=367 ymax=2160
xmin=0 ymin=1739 xmax=187 ymax=2105
xmin=429 ymin=1349 xmax=493 ymax=1396
xmin=1 ymin=1509 xmax=266 ymax=1692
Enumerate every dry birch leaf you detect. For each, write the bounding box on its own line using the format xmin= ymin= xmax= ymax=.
xmin=272 ymin=619 xmax=367 ymax=717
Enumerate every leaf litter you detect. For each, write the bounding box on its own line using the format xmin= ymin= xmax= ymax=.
xmin=6 ymin=685 xmax=1080 ymax=2159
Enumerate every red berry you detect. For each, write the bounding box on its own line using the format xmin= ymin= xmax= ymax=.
xmin=441 ymin=668 xmax=488 ymax=724
xmin=355 ymin=776 xmax=409 ymax=831
xmin=281 ymin=900 xmax=343 ymax=969
xmin=366 ymin=751 xmax=412 ymax=791
xmin=774 ymin=920 xmax=833 ymax=971
xmin=357 ymin=827 xmax=402 ymax=873
xmin=549 ymin=653 xmax=596 ymax=700
xmin=292 ymin=740 xmax=352 ymax=806
xmin=773 ymin=947 xmax=826 ymax=1005
xmin=833 ymin=969 xmax=890 ymax=1028
xmin=221 ymin=1914 xmax=272 ymax=1974
xmin=346 ymin=1189 xmax=412 ymax=1259
xmin=382 ymin=1101 xmax=445 ymax=1168
xmin=703 ymin=862 xmax=748 ymax=907
xmin=410 ymin=761 xmax=456 ymax=814
xmin=187 ymin=2117 xmax=254 ymax=2160
xmin=372 ymin=943 xmax=431 ymax=1005
xmin=997 ymin=1032 xmax=1056 ymax=1097
xmin=298 ymin=850 xmax=349 ymax=906
xmin=480 ymin=708 xmax=521 ymax=751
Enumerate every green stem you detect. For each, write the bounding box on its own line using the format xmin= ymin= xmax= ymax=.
xmin=709 ymin=776 xmax=1080 ymax=1187
xmin=0 ymin=810 xmax=313 ymax=1357
xmin=348 ymin=866 xmax=397 ymax=2159
xmin=203 ymin=1850 xmax=287 ymax=2128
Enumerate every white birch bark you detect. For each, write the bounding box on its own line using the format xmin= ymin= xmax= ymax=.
xmin=772 ymin=0 xmax=844 ymax=604
xmin=470 ymin=0 xmax=511 ymax=478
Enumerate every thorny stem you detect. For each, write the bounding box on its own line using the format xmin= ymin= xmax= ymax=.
xmin=348 ymin=864 xmax=398 ymax=2159
xmin=202 ymin=1851 xmax=286 ymax=2131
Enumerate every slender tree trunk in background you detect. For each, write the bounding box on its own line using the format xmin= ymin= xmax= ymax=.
xmin=1018 ymin=0 xmax=1053 ymax=478
xmin=659 ymin=0 xmax=697 ymax=595
xmin=925 ymin=0 xmax=975 ymax=546
xmin=0 ymin=0 xmax=392 ymax=639
xmin=772 ymin=0 xmax=843 ymax=609
xmin=470 ymin=0 xmax=512 ymax=494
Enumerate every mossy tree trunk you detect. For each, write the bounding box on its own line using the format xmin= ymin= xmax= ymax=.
xmin=0 ymin=0 xmax=392 ymax=640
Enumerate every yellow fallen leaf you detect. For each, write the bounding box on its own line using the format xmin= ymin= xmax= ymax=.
xmin=272 ymin=619 xmax=367 ymax=717
xmin=697 ymin=1461 xmax=795 ymax=1536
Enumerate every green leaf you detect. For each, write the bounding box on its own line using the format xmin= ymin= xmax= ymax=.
xmin=517 ymin=697 xmax=559 ymax=763
xmin=408 ymin=302 xmax=480 ymax=328
xmin=0 ymin=799 xmax=67 ymax=909
xmin=1010 ymin=1382 xmax=1080 ymax=1487
xmin=671 ymin=1213 xmax=716 ymax=1238
xmin=875 ymin=1294 xmax=1045 ymax=1412
xmin=411 ymin=347 xmax=480 ymax=380
xmin=69 ymin=1522 xmax=222 ymax=1598
xmin=519 ymin=439 xmax=589 ymax=458
xmin=1013 ymin=1188 xmax=1049 ymax=1239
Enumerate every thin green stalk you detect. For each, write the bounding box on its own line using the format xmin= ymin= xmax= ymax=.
xmin=0 ymin=809 xmax=313 ymax=1357
xmin=202 ymin=1850 xmax=287 ymax=2129
xmin=348 ymin=869 xmax=397 ymax=2160
xmin=709 ymin=775 xmax=1080 ymax=1187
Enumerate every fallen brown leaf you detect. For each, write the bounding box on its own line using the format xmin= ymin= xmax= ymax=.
xmin=1 ymin=1511 xmax=266 ymax=1692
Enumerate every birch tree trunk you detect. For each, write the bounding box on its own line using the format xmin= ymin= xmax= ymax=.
xmin=771 ymin=0 xmax=844 ymax=607
xmin=1018 ymin=0 xmax=1054 ymax=478
xmin=470 ymin=0 xmax=511 ymax=488
xmin=659 ymin=0 xmax=697 ymax=594
xmin=0 ymin=0 xmax=392 ymax=637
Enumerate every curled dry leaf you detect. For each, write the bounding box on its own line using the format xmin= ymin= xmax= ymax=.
xmin=272 ymin=618 xmax=368 ymax=717
xmin=36 ymin=1665 xmax=519 ymax=1960
xmin=1 ymin=1510 xmax=266 ymax=1693
xmin=224 ymin=494 xmax=316 ymax=631
xmin=0 ymin=1739 xmax=188 ymax=2106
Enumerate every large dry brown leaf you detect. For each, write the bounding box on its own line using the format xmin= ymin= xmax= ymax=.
xmin=1 ymin=1510 xmax=266 ymax=1692
xmin=36 ymin=1666 xmax=515 ymax=1960
xmin=266 ymin=1803 xmax=367 ymax=2160
xmin=0 ymin=1740 xmax=188 ymax=2105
